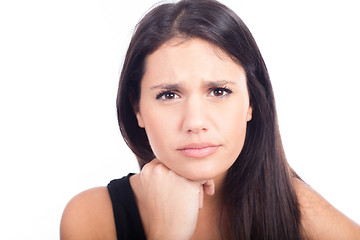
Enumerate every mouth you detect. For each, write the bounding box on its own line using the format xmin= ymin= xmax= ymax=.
xmin=177 ymin=143 xmax=220 ymax=158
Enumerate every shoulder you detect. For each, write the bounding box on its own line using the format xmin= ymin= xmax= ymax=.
xmin=60 ymin=187 xmax=116 ymax=240
xmin=293 ymin=178 xmax=360 ymax=239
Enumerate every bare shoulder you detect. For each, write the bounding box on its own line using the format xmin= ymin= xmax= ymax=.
xmin=60 ymin=187 xmax=116 ymax=240
xmin=293 ymin=178 xmax=360 ymax=239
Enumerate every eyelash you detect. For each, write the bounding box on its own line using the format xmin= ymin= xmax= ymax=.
xmin=209 ymin=87 xmax=233 ymax=97
xmin=155 ymin=86 xmax=233 ymax=101
xmin=155 ymin=90 xmax=180 ymax=100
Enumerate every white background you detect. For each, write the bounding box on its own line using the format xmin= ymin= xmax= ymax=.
xmin=0 ymin=0 xmax=359 ymax=239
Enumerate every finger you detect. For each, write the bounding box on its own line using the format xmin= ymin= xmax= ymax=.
xmin=202 ymin=179 xmax=215 ymax=196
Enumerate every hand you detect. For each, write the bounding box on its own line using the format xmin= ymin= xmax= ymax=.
xmin=139 ymin=158 xmax=215 ymax=240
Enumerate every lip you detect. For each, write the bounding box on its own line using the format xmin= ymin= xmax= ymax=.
xmin=177 ymin=143 xmax=220 ymax=158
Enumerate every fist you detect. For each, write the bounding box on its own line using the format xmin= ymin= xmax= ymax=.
xmin=139 ymin=158 xmax=215 ymax=240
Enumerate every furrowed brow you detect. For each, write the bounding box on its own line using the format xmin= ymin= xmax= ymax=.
xmin=203 ymin=80 xmax=236 ymax=88
xmin=150 ymin=83 xmax=183 ymax=90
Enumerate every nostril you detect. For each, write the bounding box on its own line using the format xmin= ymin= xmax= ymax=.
xmin=185 ymin=125 xmax=207 ymax=134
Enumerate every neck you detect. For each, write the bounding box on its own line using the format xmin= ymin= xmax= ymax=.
xmin=192 ymin=172 xmax=229 ymax=240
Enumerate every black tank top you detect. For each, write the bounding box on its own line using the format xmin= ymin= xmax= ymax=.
xmin=107 ymin=174 xmax=146 ymax=240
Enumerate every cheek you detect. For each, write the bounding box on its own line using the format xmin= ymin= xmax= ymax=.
xmin=217 ymin=99 xmax=249 ymax=132
xmin=140 ymin=109 xmax=177 ymax=158
xmin=221 ymin=105 xmax=249 ymax=153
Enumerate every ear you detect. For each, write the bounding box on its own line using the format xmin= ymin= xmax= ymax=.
xmin=246 ymin=104 xmax=253 ymax=122
xmin=136 ymin=111 xmax=145 ymax=128
xmin=129 ymin=89 xmax=145 ymax=128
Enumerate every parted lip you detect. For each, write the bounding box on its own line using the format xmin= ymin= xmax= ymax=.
xmin=177 ymin=142 xmax=219 ymax=150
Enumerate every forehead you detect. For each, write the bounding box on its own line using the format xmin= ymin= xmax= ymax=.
xmin=142 ymin=38 xmax=244 ymax=85
xmin=147 ymin=37 xmax=233 ymax=64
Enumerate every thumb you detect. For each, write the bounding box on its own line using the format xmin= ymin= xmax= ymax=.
xmin=202 ymin=179 xmax=215 ymax=196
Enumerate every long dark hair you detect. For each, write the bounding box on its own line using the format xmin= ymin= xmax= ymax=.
xmin=117 ymin=0 xmax=304 ymax=239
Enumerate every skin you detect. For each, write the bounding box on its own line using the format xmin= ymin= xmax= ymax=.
xmin=60 ymin=38 xmax=360 ymax=240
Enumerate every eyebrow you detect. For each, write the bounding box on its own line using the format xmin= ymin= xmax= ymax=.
xmin=150 ymin=80 xmax=237 ymax=90
xmin=203 ymin=80 xmax=236 ymax=88
xmin=150 ymin=83 xmax=183 ymax=90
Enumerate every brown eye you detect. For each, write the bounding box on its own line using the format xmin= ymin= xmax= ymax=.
xmin=156 ymin=91 xmax=180 ymax=100
xmin=164 ymin=92 xmax=176 ymax=99
xmin=213 ymin=89 xmax=225 ymax=96
xmin=210 ymin=87 xmax=232 ymax=97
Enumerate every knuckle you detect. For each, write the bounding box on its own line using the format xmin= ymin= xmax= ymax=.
xmin=141 ymin=164 xmax=152 ymax=178
xmin=141 ymin=164 xmax=149 ymax=173
xmin=153 ymin=163 xmax=167 ymax=174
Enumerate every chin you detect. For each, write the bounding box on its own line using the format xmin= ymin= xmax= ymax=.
xmin=176 ymin=165 xmax=225 ymax=181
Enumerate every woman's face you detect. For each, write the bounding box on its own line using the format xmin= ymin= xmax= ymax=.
xmin=136 ymin=38 xmax=252 ymax=181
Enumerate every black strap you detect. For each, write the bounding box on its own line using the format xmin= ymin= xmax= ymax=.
xmin=107 ymin=174 xmax=146 ymax=240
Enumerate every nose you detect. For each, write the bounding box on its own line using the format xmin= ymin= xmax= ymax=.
xmin=182 ymin=97 xmax=209 ymax=134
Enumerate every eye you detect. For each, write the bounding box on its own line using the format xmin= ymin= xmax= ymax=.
xmin=156 ymin=91 xmax=180 ymax=101
xmin=209 ymin=87 xmax=233 ymax=97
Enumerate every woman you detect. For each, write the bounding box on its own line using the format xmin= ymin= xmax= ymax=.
xmin=60 ymin=0 xmax=360 ymax=239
